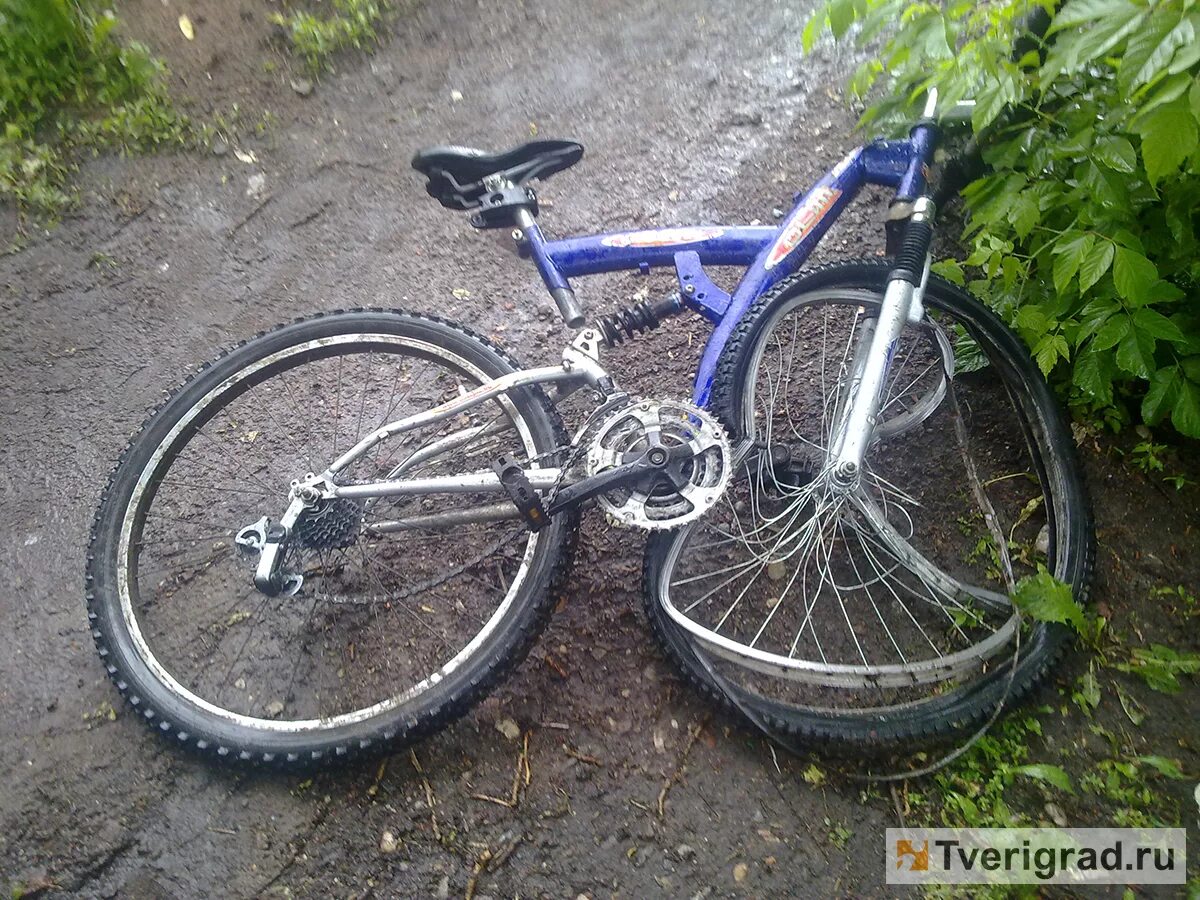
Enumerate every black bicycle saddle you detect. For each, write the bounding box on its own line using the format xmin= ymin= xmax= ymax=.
xmin=412 ymin=139 xmax=584 ymax=211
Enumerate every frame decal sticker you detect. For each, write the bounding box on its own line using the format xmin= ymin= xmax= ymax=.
xmin=600 ymin=226 xmax=726 ymax=248
xmin=763 ymin=187 xmax=842 ymax=270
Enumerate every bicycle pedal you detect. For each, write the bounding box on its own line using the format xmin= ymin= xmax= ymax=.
xmin=491 ymin=454 xmax=550 ymax=531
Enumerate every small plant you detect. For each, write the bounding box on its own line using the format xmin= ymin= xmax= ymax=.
xmin=1012 ymin=566 xmax=1106 ymax=648
xmin=930 ymin=712 xmax=1057 ymax=828
xmin=1079 ymin=755 xmax=1187 ymax=828
xmin=1116 ymin=644 xmax=1200 ymax=693
xmin=1153 ymin=584 xmax=1199 ymax=619
xmin=825 ymin=818 xmax=853 ymax=849
xmin=0 ymin=0 xmax=189 ymax=221
xmin=1129 ymin=440 xmax=1168 ymax=474
xmin=271 ymin=0 xmax=390 ymax=73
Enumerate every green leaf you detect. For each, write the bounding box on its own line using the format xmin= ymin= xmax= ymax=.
xmin=1134 ymin=98 xmax=1199 ymax=185
xmin=972 ymin=79 xmax=1012 ymax=133
xmin=1011 ymin=764 xmax=1075 ymax=794
xmin=1013 ymin=569 xmax=1086 ymax=632
xmin=1141 ymin=367 xmax=1180 ymax=424
xmin=827 ymin=0 xmax=856 ymax=38
xmin=1052 ymin=233 xmax=1093 ymax=296
xmin=1116 ymin=328 xmax=1156 ymax=379
xmin=1074 ymin=348 xmax=1114 ymax=404
xmin=1077 ymin=298 xmax=1120 ymax=343
xmin=1112 ymin=247 xmax=1158 ymax=305
xmin=1016 ymin=304 xmax=1050 ymax=335
xmin=1092 ymin=136 xmax=1137 ymax=174
xmin=1043 ymin=13 xmax=1145 ymax=81
xmin=932 ymin=259 xmax=965 ymax=286
xmin=1132 ymin=308 xmax=1185 ymax=343
xmin=1173 ymin=377 xmax=1200 ymax=436
xmin=1135 ymin=756 xmax=1187 ymax=779
xmin=1167 ymin=19 xmax=1200 ymax=74
xmin=1010 ymin=193 xmax=1040 ymax=239
xmin=1078 ymin=239 xmax=1115 ymax=293
xmin=1117 ymin=644 xmax=1200 ymax=692
xmin=1138 ymin=72 xmax=1195 ymax=117
xmin=801 ymin=11 xmax=823 ymax=52
xmin=1181 ymin=356 xmax=1200 ymax=382
xmin=1127 ymin=16 xmax=1194 ymax=91
xmin=1033 ymin=333 xmax=1070 ymax=375
xmin=1143 ymin=279 xmax=1185 ymax=305
xmin=1118 ymin=7 xmax=1183 ymax=93
xmin=1053 ymin=0 xmax=1138 ymax=29
xmin=1092 ymin=315 xmax=1131 ymax=353
xmin=1073 ymin=666 xmax=1101 ymax=713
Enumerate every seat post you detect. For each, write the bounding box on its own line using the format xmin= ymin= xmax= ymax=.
xmin=513 ymin=207 xmax=585 ymax=328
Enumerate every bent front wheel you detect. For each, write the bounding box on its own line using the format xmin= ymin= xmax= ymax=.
xmin=644 ymin=260 xmax=1094 ymax=746
xmin=86 ymin=310 xmax=573 ymax=766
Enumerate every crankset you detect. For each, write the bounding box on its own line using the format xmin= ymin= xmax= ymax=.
xmin=492 ymin=398 xmax=732 ymax=532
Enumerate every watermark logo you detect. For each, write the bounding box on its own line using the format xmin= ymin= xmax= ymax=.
xmin=886 ymin=828 xmax=1186 ymax=886
xmin=895 ymin=839 xmax=929 ymax=872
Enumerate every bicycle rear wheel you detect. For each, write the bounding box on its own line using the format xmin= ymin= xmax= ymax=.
xmin=644 ymin=260 xmax=1093 ymax=746
xmin=86 ymin=310 xmax=573 ymax=766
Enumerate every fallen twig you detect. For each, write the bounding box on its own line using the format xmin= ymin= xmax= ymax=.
xmin=562 ymin=744 xmax=602 ymax=766
xmin=470 ymin=731 xmax=532 ymax=808
xmin=464 ymin=830 xmax=523 ymax=900
xmin=465 ymin=847 xmax=492 ymax=900
xmin=543 ymin=654 xmax=569 ymax=679
xmin=409 ymin=749 xmax=442 ymax=842
xmin=890 ymin=783 xmax=907 ymax=828
xmin=366 ymin=757 xmax=388 ymax=798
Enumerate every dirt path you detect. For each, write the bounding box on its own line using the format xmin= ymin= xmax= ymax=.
xmin=1 ymin=0 xmax=1197 ymax=897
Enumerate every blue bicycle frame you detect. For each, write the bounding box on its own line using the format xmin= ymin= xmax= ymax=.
xmin=517 ymin=122 xmax=938 ymax=407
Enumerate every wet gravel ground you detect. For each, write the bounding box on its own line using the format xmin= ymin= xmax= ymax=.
xmin=2 ymin=0 xmax=1198 ymax=897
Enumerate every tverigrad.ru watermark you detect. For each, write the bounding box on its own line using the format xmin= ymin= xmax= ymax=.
xmin=886 ymin=828 xmax=1186 ymax=885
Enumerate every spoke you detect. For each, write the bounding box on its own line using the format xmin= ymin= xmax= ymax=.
xmin=852 ymin=526 xmax=945 ymax=656
xmin=189 ymin=427 xmax=281 ymax=497
xmin=282 ymin=592 xmax=321 ymax=716
xmin=353 ymin=353 xmax=372 ymax=448
xmin=331 ymin=353 xmax=345 ymax=460
xmin=156 ymin=479 xmax=273 ymax=498
xmin=276 ymin=367 xmax=319 ymax=475
xmin=218 ymin=590 xmax=275 ymax=695
xmin=836 ymin=514 xmax=906 ymax=665
xmin=135 ymin=531 xmax=235 ymax=547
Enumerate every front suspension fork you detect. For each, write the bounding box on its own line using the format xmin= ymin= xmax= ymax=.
xmin=829 ymin=196 xmax=936 ymax=486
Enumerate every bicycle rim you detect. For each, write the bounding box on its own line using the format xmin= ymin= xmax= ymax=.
xmin=116 ymin=332 xmax=548 ymax=730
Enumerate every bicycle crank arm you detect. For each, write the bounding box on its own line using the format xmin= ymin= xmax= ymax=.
xmin=545 ymin=443 xmax=694 ymax=518
xmin=492 ymin=442 xmax=695 ymax=530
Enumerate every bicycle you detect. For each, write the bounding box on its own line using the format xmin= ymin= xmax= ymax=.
xmin=85 ymin=90 xmax=1093 ymax=766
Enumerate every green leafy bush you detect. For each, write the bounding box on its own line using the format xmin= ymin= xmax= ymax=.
xmin=0 ymin=0 xmax=187 ymax=219
xmin=271 ymin=0 xmax=388 ymax=73
xmin=806 ymin=0 xmax=1200 ymax=437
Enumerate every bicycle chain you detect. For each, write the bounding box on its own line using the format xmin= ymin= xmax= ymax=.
xmin=313 ymin=404 xmax=614 ymax=605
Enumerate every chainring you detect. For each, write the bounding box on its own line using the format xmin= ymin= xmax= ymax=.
xmin=584 ymin=398 xmax=732 ymax=530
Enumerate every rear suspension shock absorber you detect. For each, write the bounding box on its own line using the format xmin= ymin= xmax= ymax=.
xmin=594 ymin=294 xmax=684 ymax=347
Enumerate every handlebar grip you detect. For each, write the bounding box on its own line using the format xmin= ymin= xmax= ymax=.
xmin=551 ymin=287 xmax=586 ymax=329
